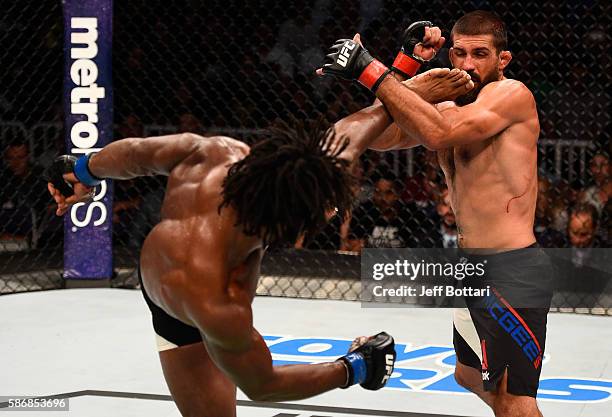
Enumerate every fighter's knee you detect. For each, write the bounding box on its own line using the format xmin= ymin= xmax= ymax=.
xmin=494 ymin=393 xmax=536 ymax=417
xmin=494 ymin=400 xmax=517 ymax=417
xmin=454 ymin=368 xmax=472 ymax=389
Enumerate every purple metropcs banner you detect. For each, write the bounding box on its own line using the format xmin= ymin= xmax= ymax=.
xmin=63 ymin=0 xmax=113 ymax=279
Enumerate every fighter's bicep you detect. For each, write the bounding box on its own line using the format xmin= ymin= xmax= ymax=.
xmin=443 ymin=105 xmax=511 ymax=143
xmin=132 ymin=133 xmax=204 ymax=175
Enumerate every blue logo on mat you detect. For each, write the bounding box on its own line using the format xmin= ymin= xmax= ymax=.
xmin=263 ymin=335 xmax=612 ymax=403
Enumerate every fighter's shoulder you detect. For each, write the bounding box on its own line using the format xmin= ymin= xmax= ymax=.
xmin=481 ymin=79 xmax=535 ymax=102
xmin=182 ymin=133 xmax=249 ymax=161
xmin=481 ymin=79 xmax=537 ymax=120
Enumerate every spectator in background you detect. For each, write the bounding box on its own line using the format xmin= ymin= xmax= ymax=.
xmin=567 ymin=203 xmax=601 ymax=249
xmin=0 ymin=141 xmax=46 ymax=246
xmin=579 ymin=153 xmax=610 ymax=214
xmin=347 ymin=171 xmax=429 ymax=251
xmin=433 ymin=186 xmax=458 ymax=248
xmin=547 ymin=178 xmax=576 ymax=234
xmin=559 ymin=202 xmax=610 ymax=301
xmin=535 ymin=176 xmax=566 ymax=247
xmin=402 ymin=149 xmax=442 ymax=216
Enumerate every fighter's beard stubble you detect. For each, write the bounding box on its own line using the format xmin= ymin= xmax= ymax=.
xmin=454 ymin=69 xmax=499 ymax=106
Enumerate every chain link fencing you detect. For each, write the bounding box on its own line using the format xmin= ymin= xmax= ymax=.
xmin=1 ymin=0 xmax=610 ymax=313
xmin=0 ymin=0 xmax=64 ymax=293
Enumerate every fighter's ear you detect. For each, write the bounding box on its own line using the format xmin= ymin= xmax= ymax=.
xmin=498 ymin=50 xmax=512 ymax=71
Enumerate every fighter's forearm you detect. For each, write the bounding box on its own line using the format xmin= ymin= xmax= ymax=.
xmin=207 ymin=328 xmax=347 ymax=402
xmin=376 ymin=75 xmax=450 ymax=150
xmin=336 ymin=72 xmax=460 ymax=158
xmin=88 ymin=133 xmax=198 ymax=180
xmin=252 ymin=362 xmax=347 ymax=402
xmin=335 ymin=102 xmax=393 ymax=162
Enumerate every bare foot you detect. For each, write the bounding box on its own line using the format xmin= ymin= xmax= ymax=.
xmin=403 ymin=68 xmax=474 ymax=103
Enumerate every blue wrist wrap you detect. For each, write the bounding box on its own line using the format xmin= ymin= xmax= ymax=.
xmin=74 ymin=154 xmax=103 ymax=187
xmin=344 ymin=352 xmax=367 ymax=385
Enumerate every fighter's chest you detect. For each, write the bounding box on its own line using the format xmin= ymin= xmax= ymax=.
xmin=437 ymin=139 xmax=496 ymax=179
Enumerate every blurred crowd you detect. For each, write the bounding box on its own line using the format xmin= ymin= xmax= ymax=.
xmin=2 ymin=142 xmax=608 ymax=253
xmin=295 ymin=149 xmax=611 ymax=252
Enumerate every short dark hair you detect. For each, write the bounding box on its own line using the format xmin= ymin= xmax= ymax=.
xmin=451 ymin=10 xmax=508 ymax=52
xmin=6 ymin=140 xmax=28 ymax=149
xmin=569 ymin=203 xmax=599 ymax=228
xmin=220 ymin=119 xmax=355 ymax=246
xmin=591 ymin=152 xmax=610 ymax=162
xmin=373 ymin=168 xmax=402 ymax=192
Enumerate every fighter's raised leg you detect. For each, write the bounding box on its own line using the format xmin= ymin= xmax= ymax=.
xmin=160 ymin=342 xmax=237 ymax=417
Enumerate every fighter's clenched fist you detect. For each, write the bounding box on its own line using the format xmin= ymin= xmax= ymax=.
xmin=392 ymin=21 xmax=446 ymax=78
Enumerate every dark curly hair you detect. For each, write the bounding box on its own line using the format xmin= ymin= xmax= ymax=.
xmin=220 ymin=119 xmax=355 ymax=246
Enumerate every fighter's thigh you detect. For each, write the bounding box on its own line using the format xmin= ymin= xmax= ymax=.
xmin=160 ymin=341 xmax=237 ymax=417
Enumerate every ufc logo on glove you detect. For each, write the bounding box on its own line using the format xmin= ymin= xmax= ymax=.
xmin=382 ymin=354 xmax=394 ymax=384
xmin=337 ymin=41 xmax=355 ymax=67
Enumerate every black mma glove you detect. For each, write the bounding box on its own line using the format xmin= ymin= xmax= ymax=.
xmin=338 ymin=332 xmax=396 ymax=390
xmin=391 ymin=21 xmax=433 ymax=78
xmin=44 ymin=154 xmax=103 ymax=197
xmin=319 ymin=39 xmax=391 ymax=92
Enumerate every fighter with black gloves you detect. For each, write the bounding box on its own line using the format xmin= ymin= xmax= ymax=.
xmin=46 ymin=115 xmax=400 ymax=416
xmin=319 ymin=12 xmax=550 ymax=417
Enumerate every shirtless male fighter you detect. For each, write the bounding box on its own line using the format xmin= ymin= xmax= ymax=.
xmin=319 ymin=11 xmax=552 ymax=417
xmin=46 ymin=63 xmax=472 ymax=415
